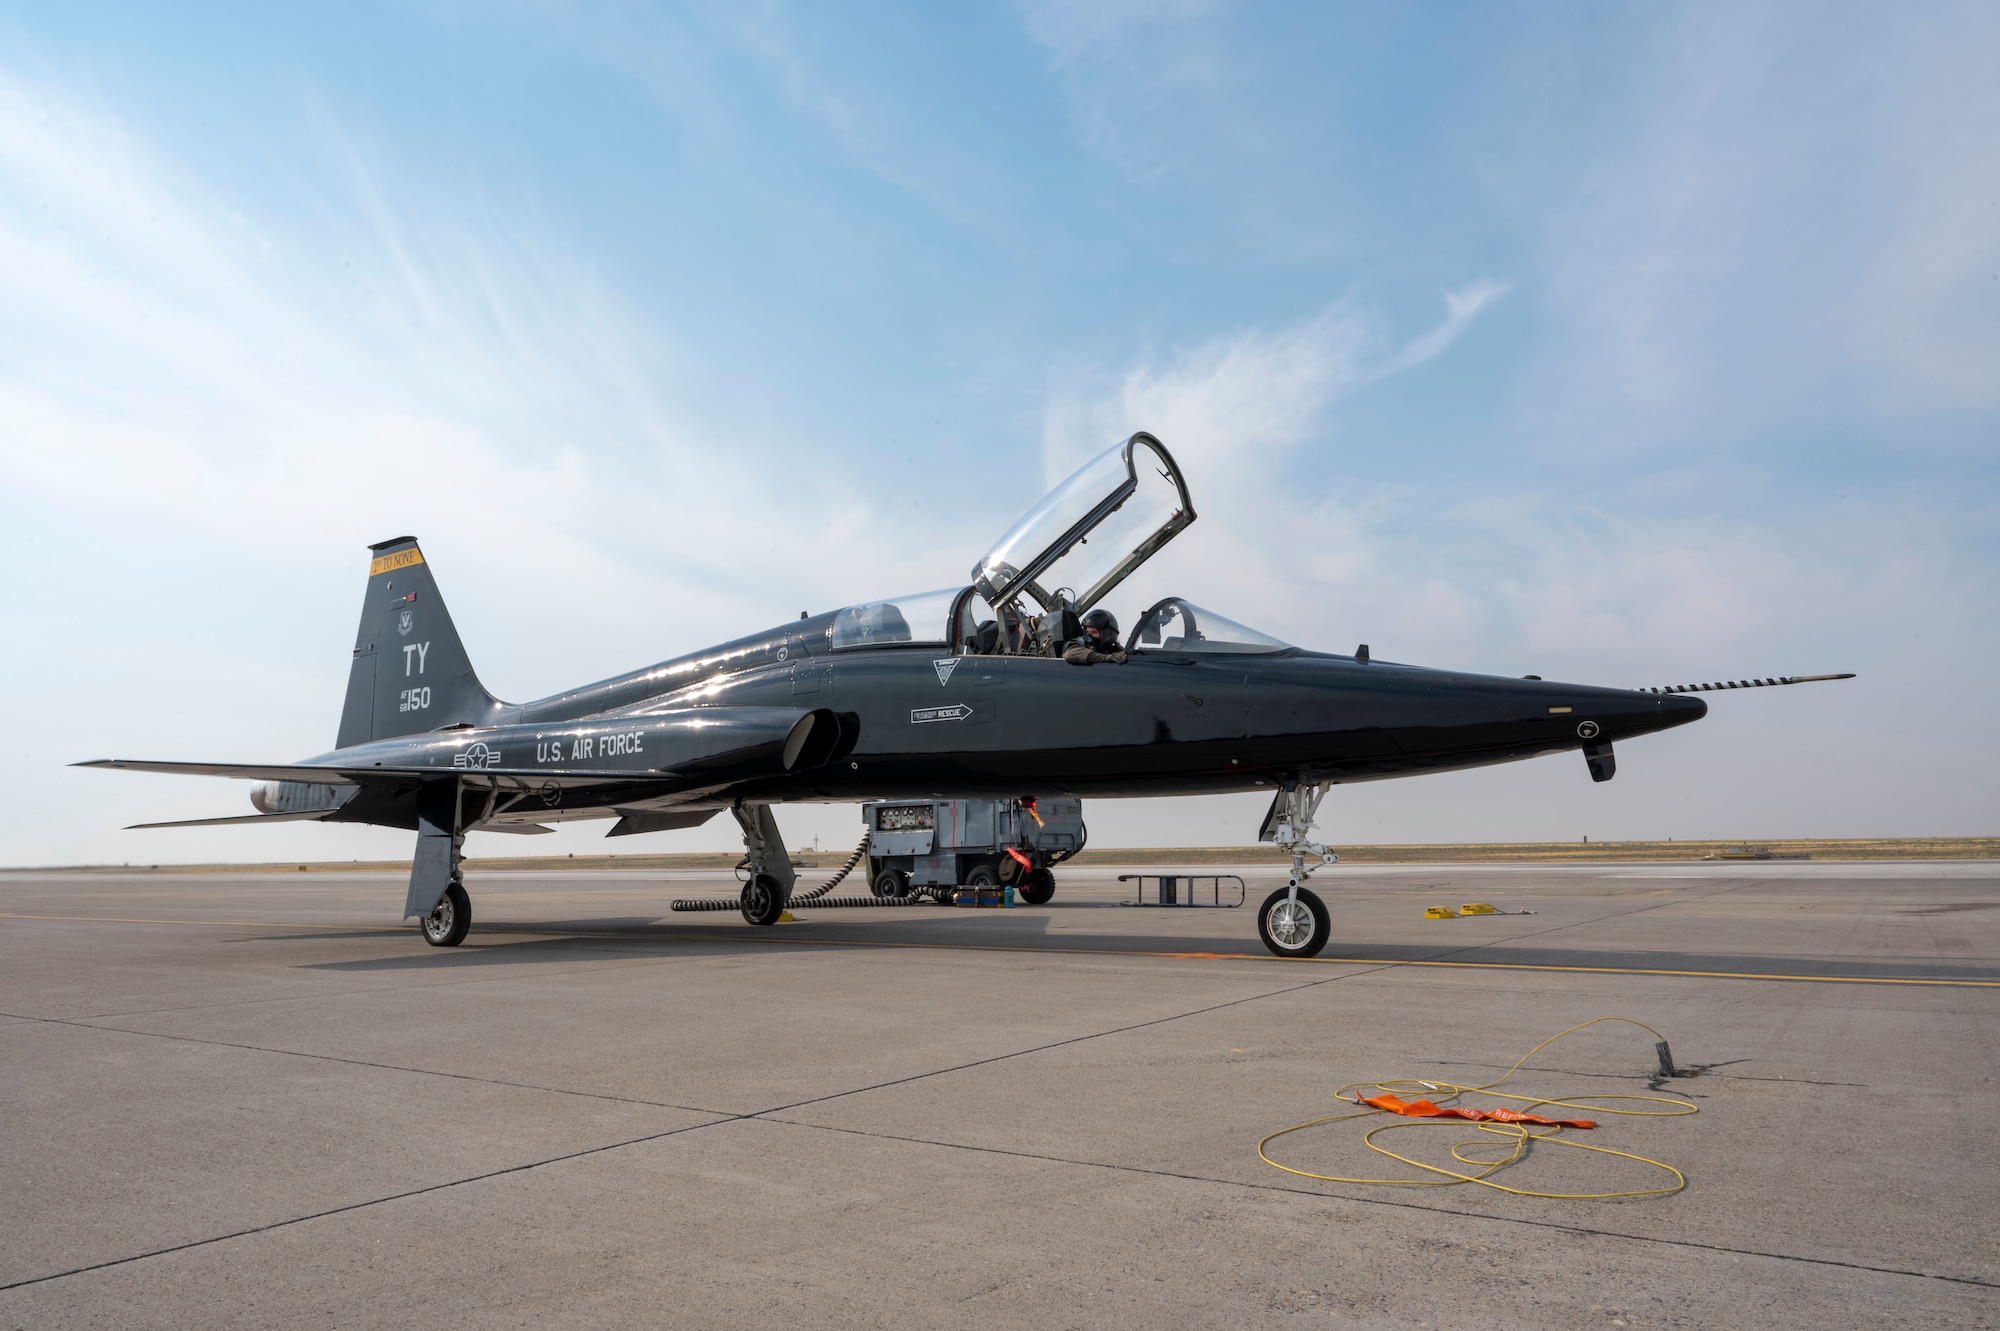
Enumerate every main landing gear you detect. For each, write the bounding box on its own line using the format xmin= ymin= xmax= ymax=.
xmin=407 ymin=781 xmax=473 ymax=948
xmin=1255 ymin=782 xmax=1337 ymax=959
xmin=733 ymin=802 xmax=796 ymax=926
xmin=423 ymin=881 xmax=472 ymax=947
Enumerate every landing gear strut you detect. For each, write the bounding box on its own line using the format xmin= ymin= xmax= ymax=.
xmin=407 ymin=779 xmax=472 ymax=947
xmin=1255 ymin=782 xmax=1336 ymax=959
xmin=732 ymin=802 xmax=795 ymax=926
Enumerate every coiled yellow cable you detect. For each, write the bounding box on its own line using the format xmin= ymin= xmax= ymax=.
xmin=1257 ymin=1017 xmax=1698 ymax=1200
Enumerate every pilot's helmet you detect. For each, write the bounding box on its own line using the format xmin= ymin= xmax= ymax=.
xmin=1080 ymin=608 xmax=1119 ymax=642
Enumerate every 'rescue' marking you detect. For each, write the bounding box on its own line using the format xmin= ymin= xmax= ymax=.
xmin=912 ymin=703 xmax=973 ymax=724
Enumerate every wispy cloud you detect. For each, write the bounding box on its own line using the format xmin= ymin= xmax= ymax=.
xmin=1043 ymin=283 xmax=1509 ymax=484
xmin=1039 ymin=292 xmax=1998 ymax=841
xmin=0 ymin=71 xmax=950 ymax=861
xmin=1514 ymin=4 xmax=2000 ymax=459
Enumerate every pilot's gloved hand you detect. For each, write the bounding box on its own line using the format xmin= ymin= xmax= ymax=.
xmin=1063 ymin=645 xmax=1128 ymax=666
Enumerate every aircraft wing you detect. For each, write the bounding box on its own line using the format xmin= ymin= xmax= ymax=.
xmin=124 ymin=810 xmax=334 ymax=830
xmin=77 ymin=759 xmax=375 ymax=784
xmin=74 ymin=759 xmax=669 ymax=787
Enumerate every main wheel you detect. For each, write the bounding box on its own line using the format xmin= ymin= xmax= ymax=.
xmin=422 ymin=882 xmax=471 ymax=947
xmin=1257 ymin=886 xmax=1329 ymax=958
xmin=1019 ymin=868 xmax=1056 ymax=906
xmin=741 ymin=873 xmax=787 ymax=926
xmin=872 ymin=867 xmax=910 ymax=899
xmin=964 ymin=863 xmax=1000 ymax=888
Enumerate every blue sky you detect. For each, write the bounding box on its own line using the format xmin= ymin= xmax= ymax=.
xmin=1 ymin=2 xmax=1994 ymax=864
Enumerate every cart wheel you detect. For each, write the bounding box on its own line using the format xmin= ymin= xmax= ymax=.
xmin=964 ymin=864 xmax=999 ymax=889
xmin=872 ymin=867 xmax=910 ymax=899
xmin=1019 ymin=868 xmax=1056 ymax=906
xmin=1257 ymin=886 xmax=1329 ymax=958
xmin=421 ymin=882 xmax=471 ymax=947
xmin=741 ymin=873 xmax=786 ymax=926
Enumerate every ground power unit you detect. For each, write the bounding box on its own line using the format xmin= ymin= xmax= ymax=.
xmin=863 ymin=797 xmax=1084 ymax=905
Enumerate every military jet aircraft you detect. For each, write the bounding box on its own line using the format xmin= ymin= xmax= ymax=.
xmin=79 ymin=433 xmax=1849 ymax=957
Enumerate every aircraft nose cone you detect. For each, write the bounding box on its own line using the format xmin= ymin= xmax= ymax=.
xmin=1664 ymin=692 xmax=1707 ymax=724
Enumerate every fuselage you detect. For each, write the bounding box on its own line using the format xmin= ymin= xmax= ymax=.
xmin=300 ymin=610 xmax=1706 ymax=831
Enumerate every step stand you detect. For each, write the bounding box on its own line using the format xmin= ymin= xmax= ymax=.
xmin=1117 ymin=873 xmax=1246 ymax=908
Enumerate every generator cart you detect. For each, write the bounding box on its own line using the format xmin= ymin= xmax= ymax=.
xmin=863 ymin=797 xmax=1084 ymax=905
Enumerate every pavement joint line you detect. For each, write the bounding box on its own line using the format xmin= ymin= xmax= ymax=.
xmin=22 ymin=946 xmax=736 ymax=1025
xmin=745 ymin=972 xmax=1361 ymax=1119
xmin=0 ymin=966 xmax=1384 ymax=1293
xmin=745 ymin=1116 xmax=2000 ymax=1292
xmin=0 ymin=961 xmax=1361 ymax=1144
xmin=0 ymin=912 xmax=407 ymax=931
xmin=5 ymin=937 xmax=1993 ymax=1297
xmin=0 ymin=1114 xmax=741 ymax=1296
xmin=0 ymin=1010 xmax=733 ymax=1118
xmin=1427 ymin=1059 xmax=1868 ymax=1089
xmin=6 ymin=911 xmax=1994 ymax=987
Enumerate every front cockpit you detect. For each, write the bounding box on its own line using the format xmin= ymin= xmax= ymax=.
xmin=820 ymin=433 xmax=1292 ymax=661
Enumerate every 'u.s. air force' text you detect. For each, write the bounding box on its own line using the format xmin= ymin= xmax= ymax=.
xmin=535 ymin=732 xmax=645 ymax=763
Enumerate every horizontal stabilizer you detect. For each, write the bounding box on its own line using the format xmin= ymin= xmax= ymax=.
xmin=125 ymin=810 xmax=331 ymax=830
xmin=472 ymin=821 xmax=554 ymax=835
xmin=75 ymin=758 xmax=660 ymax=787
xmin=1640 ymin=673 xmax=1855 ymax=695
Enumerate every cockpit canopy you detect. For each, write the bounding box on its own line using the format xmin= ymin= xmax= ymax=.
xmin=972 ymin=432 xmax=1194 ymax=614
xmin=828 ymin=587 xmax=968 ymax=650
xmin=823 ymin=434 xmax=1290 ymax=658
xmin=1124 ymin=598 xmax=1287 ymax=655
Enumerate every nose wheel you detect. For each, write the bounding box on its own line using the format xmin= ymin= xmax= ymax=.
xmin=1257 ymin=886 xmax=1329 ymax=958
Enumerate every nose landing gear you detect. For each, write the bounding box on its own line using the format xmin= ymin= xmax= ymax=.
xmin=1257 ymin=886 xmax=1328 ymax=957
xmin=1256 ymin=782 xmax=1337 ymax=958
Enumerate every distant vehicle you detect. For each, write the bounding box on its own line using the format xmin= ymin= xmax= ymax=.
xmin=80 ymin=432 xmax=1847 ymax=957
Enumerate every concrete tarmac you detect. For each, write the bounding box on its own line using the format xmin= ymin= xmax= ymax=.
xmin=2 ymin=860 xmax=1995 ymax=1329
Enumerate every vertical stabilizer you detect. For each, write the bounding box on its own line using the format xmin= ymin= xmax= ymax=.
xmin=335 ymin=538 xmax=504 ymax=749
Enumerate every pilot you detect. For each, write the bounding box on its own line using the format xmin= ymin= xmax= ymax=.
xmin=1062 ymin=608 xmax=1127 ymax=666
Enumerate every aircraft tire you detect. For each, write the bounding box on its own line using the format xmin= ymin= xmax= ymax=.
xmin=1019 ymin=868 xmax=1056 ymax=906
xmin=964 ymin=863 xmax=1000 ymax=888
xmin=872 ymin=868 xmax=910 ymax=899
xmin=1257 ymin=886 xmax=1329 ymax=959
xmin=421 ymin=882 xmax=471 ymax=947
xmin=741 ymin=873 xmax=786 ymax=926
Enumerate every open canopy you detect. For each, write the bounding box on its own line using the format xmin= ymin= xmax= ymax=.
xmin=971 ymin=432 xmax=1195 ymax=614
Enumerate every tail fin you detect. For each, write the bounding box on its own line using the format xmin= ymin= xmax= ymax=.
xmin=335 ymin=537 xmax=504 ymax=748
